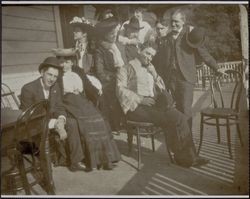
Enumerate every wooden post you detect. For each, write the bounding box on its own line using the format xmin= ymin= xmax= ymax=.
xmin=239 ymin=5 xmax=249 ymax=109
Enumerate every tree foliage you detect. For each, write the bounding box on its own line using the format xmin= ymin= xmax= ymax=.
xmin=191 ymin=5 xmax=242 ymax=62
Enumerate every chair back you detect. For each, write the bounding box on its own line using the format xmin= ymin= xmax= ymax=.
xmin=15 ymin=100 xmax=56 ymax=194
xmin=15 ymin=100 xmax=49 ymax=159
xmin=209 ymin=69 xmax=244 ymax=112
xmin=1 ymin=83 xmax=20 ymax=110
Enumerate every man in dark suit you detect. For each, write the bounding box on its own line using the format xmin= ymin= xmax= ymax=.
xmin=20 ymin=57 xmax=88 ymax=172
xmin=155 ymin=9 xmax=226 ymax=134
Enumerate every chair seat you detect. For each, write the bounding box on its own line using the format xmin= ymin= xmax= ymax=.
xmin=126 ymin=120 xmax=154 ymax=127
xmin=201 ymin=107 xmax=238 ymax=117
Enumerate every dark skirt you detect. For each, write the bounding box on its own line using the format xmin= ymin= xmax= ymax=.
xmin=63 ymin=93 xmax=121 ymax=169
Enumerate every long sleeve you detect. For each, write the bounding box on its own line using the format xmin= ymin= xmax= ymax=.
xmin=116 ymin=65 xmax=143 ymax=114
xmin=20 ymin=85 xmax=35 ymax=111
xmin=72 ymin=66 xmax=99 ymax=101
xmin=94 ymin=49 xmax=110 ymax=85
xmin=196 ymin=46 xmax=219 ymax=71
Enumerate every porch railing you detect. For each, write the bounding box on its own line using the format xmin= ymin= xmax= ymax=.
xmin=196 ymin=61 xmax=243 ymax=89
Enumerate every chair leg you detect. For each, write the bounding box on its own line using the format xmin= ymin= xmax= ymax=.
xmin=236 ymin=116 xmax=244 ymax=147
xmin=151 ymin=134 xmax=155 ymax=152
xmin=17 ymin=154 xmax=31 ymax=195
xmin=198 ymin=115 xmax=204 ymax=154
xmin=226 ymin=118 xmax=233 ymax=159
xmin=127 ymin=127 xmax=133 ymax=155
xmin=5 ymin=176 xmax=17 ymax=195
xmin=136 ymin=128 xmax=141 ymax=170
xmin=43 ymin=138 xmax=56 ymax=194
xmin=215 ymin=118 xmax=221 ymax=144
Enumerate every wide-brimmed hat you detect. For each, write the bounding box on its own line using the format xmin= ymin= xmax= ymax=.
xmin=94 ymin=16 xmax=120 ymax=39
xmin=38 ymin=57 xmax=62 ymax=72
xmin=124 ymin=16 xmax=144 ymax=31
xmin=186 ymin=27 xmax=206 ymax=48
xmin=95 ymin=16 xmax=120 ymax=33
xmin=51 ymin=48 xmax=78 ymax=62
xmin=69 ymin=16 xmax=94 ymax=33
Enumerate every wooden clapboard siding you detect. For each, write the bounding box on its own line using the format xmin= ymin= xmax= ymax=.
xmin=3 ymin=28 xmax=57 ymax=42
xmin=2 ymin=6 xmax=54 ymax=21
xmin=2 ymin=41 xmax=58 ymax=53
xmin=2 ymin=15 xmax=56 ymax=31
xmin=2 ymin=64 xmax=39 ymax=76
xmin=2 ymin=52 xmax=53 ymax=66
xmin=2 ymin=65 xmax=40 ymax=95
xmin=2 ymin=5 xmax=60 ymax=96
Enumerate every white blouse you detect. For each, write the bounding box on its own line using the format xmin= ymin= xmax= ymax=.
xmin=63 ymin=71 xmax=83 ymax=95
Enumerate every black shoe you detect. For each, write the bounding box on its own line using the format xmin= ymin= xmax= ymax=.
xmin=84 ymin=167 xmax=93 ymax=172
xmin=103 ymin=164 xmax=114 ymax=170
xmin=70 ymin=162 xmax=87 ymax=172
xmin=192 ymin=156 xmax=209 ymax=167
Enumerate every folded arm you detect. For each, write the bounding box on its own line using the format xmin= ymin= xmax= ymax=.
xmin=116 ymin=65 xmax=143 ymax=114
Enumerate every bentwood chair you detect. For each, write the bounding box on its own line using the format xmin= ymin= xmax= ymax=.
xmin=198 ymin=69 xmax=244 ymax=159
xmin=1 ymin=83 xmax=20 ymax=110
xmin=2 ymin=100 xmax=55 ymax=195
xmin=126 ymin=120 xmax=174 ymax=170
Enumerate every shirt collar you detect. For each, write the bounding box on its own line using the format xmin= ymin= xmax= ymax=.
xmin=172 ymin=27 xmax=183 ymax=38
xmin=40 ymin=78 xmax=50 ymax=99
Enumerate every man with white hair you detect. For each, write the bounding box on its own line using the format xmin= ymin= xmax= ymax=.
xmin=155 ymin=9 xmax=227 ymax=135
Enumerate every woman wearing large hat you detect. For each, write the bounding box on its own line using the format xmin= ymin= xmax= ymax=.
xmin=94 ymin=16 xmax=127 ymax=133
xmin=53 ymin=50 xmax=121 ymax=171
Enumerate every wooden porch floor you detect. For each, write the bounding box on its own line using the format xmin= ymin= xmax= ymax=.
xmin=1 ymin=87 xmax=249 ymax=197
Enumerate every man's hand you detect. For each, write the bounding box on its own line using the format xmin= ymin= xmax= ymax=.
xmin=141 ymin=97 xmax=155 ymax=106
xmin=54 ymin=118 xmax=67 ymax=140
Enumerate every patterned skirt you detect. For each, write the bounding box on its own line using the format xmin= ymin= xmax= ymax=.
xmin=63 ymin=93 xmax=121 ymax=169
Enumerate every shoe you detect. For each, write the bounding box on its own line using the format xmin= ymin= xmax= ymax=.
xmin=103 ymin=164 xmax=114 ymax=170
xmin=192 ymin=156 xmax=209 ymax=167
xmin=84 ymin=167 xmax=93 ymax=172
xmin=70 ymin=162 xmax=87 ymax=172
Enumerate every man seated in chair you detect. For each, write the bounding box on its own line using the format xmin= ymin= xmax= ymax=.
xmin=116 ymin=44 xmax=209 ymax=168
xmin=20 ymin=57 xmax=88 ymax=172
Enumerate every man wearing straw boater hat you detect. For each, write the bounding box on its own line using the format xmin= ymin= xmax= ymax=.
xmin=155 ymin=9 xmax=227 ymax=136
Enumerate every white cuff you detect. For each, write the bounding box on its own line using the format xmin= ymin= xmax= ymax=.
xmin=48 ymin=119 xmax=57 ymax=129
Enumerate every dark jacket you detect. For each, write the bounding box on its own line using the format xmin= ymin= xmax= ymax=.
xmin=93 ymin=42 xmax=127 ymax=90
xmin=20 ymin=78 xmax=66 ymax=118
xmin=155 ymin=26 xmax=219 ymax=85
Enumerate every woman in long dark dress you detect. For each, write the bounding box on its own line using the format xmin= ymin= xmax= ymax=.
xmin=93 ymin=16 xmax=127 ymax=133
xmin=55 ymin=51 xmax=121 ymax=171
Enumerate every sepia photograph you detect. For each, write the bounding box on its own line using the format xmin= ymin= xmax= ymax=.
xmin=1 ymin=1 xmax=249 ymax=197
